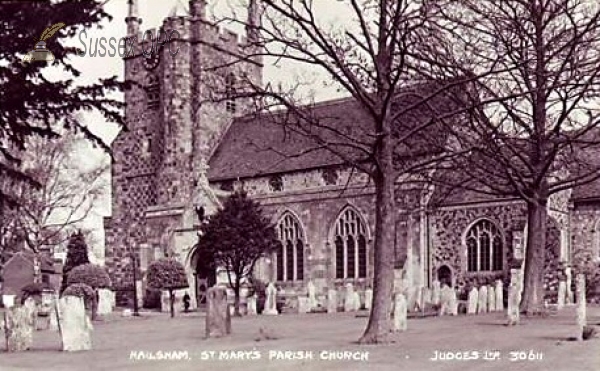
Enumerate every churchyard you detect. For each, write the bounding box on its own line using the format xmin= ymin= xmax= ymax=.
xmin=0 ymin=304 xmax=598 ymax=371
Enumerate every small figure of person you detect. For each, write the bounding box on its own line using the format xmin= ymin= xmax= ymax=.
xmin=183 ymin=292 xmax=191 ymax=313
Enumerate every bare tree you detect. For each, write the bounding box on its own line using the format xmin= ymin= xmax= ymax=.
xmin=204 ymin=0 xmax=466 ymax=343
xmin=0 ymin=133 xmax=108 ymax=263
xmin=422 ymin=0 xmax=600 ymax=315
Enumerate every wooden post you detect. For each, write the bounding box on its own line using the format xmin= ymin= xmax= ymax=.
xmin=55 ymin=300 xmax=63 ymax=350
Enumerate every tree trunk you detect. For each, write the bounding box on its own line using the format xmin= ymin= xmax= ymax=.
xmin=520 ymin=199 xmax=547 ymax=315
xmin=91 ymin=289 xmax=98 ymax=320
xmin=169 ymin=289 xmax=175 ymax=318
xmin=359 ymin=124 xmax=396 ymax=344
xmin=233 ymin=278 xmax=242 ymax=317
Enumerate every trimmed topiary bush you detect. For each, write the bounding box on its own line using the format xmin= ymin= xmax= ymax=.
xmin=67 ymin=264 xmax=111 ymax=289
xmin=67 ymin=264 xmax=112 ymax=319
xmin=61 ymin=231 xmax=90 ymax=294
xmin=146 ymin=258 xmax=189 ymax=317
xmin=63 ymin=283 xmax=95 ymax=310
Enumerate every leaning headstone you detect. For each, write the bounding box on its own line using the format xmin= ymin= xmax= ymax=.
xmin=393 ymin=293 xmax=407 ymax=332
xmin=477 ymin=286 xmax=488 ymax=314
xmin=507 ymin=269 xmax=521 ymax=326
xmin=247 ymin=295 xmax=257 ymax=316
xmin=495 ymin=280 xmax=504 ymax=311
xmin=557 ymin=281 xmax=566 ymax=310
xmin=60 ymin=296 xmax=93 ymax=351
xmin=576 ymin=274 xmax=586 ymax=341
xmin=97 ymin=289 xmax=114 ymax=316
xmin=263 ymin=283 xmax=278 ymax=315
xmin=307 ymin=281 xmax=318 ymax=311
xmin=344 ymin=283 xmax=356 ymax=312
xmin=206 ymin=287 xmax=231 ymax=338
xmin=467 ymin=287 xmax=478 ymax=315
xmin=432 ymin=280 xmax=441 ymax=305
xmin=364 ymin=288 xmax=373 ymax=311
xmin=488 ymin=286 xmax=496 ymax=312
xmin=327 ymin=289 xmax=337 ymax=313
xmin=4 ymin=301 xmax=36 ymax=351
xmin=297 ymin=297 xmax=311 ymax=314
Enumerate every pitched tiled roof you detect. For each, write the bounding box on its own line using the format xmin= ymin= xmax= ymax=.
xmin=208 ymin=82 xmax=460 ymax=181
xmin=572 ymin=179 xmax=600 ymax=202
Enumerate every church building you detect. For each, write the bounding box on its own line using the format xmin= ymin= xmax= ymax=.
xmin=104 ymin=0 xmax=600 ymax=309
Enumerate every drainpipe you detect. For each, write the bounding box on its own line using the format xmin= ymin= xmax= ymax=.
xmin=426 ymin=209 xmax=431 ymax=288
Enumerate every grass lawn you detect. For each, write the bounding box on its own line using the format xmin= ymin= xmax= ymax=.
xmin=0 ymin=305 xmax=598 ymax=371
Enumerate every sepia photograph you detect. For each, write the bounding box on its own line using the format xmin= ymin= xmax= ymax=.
xmin=0 ymin=1 xmax=599 ymax=370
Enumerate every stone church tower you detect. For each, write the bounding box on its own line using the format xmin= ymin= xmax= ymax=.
xmin=104 ymin=0 xmax=263 ymax=305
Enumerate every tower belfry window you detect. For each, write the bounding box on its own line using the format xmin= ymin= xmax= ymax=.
xmin=225 ymin=73 xmax=237 ymax=113
xmin=146 ymin=74 xmax=160 ymax=110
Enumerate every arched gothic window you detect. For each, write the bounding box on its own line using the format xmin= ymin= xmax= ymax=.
xmin=465 ymin=219 xmax=503 ymax=272
xmin=275 ymin=213 xmax=304 ymax=281
xmin=225 ymin=73 xmax=236 ymax=113
xmin=334 ymin=207 xmax=368 ymax=279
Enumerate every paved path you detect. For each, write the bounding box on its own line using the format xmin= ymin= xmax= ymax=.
xmin=0 ymin=306 xmax=598 ymax=371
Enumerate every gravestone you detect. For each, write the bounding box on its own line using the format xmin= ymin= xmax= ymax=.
xmin=406 ymin=286 xmax=418 ymax=312
xmin=557 ymin=281 xmax=566 ymax=310
xmin=576 ymin=274 xmax=586 ymax=341
xmin=449 ymin=288 xmax=458 ymax=316
xmin=393 ymin=293 xmax=407 ymax=332
xmin=205 ymin=287 xmax=231 ymax=338
xmin=307 ymin=281 xmax=318 ymax=311
xmin=488 ymin=286 xmax=496 ymax=312
xmin=4 ymin=300 xmax=36 ymax=351
xmin=60 ymin=296 xmax=93 ymax=351
xmin=507 ymin=269 xmax=521 ymax=326
xmin=353 ymin=292 xmax=361 ymax=311
xmin=97 ymin=289 xmax=114 ymax=316
xmin=327 ymin=289 xmax=337 ymax=313
xmin=49 ymin=304 xmax=60 ymax=331
xmin=160 ymin=291 xmax=170 ymax=313
xmin=2 ymin=294 xmax=16 ymax=309
xmin=565 ymin=267 xmax=573 ymax=304
xmin=344 ymin=283 xmax=357 ymax=312
xmin=467 ymin=287 xmax=478 ymax=314
xmin=415 ymin=286 xmax=424 ymax=311
xmin=364 ymin=288 xmax=373 ymax=310
xmin=247 ymin=295 xmax=257 ymax=315
xmin=422 ymin=287 xmax=432 ymax=306
xmin=297 ymin=297 xmax=311 ymax=314
xmin=439 ymin=285 xmax=454 ymax=316
xmin=432 ymin=280 xmax=441 ymax=305
xmin=263 ymin=283 xmax=278 ymax=315
xmin=477 ymin=286 xmax=488 ymax=314
xmin=495 ymin=280 xmax=504 ymax=311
